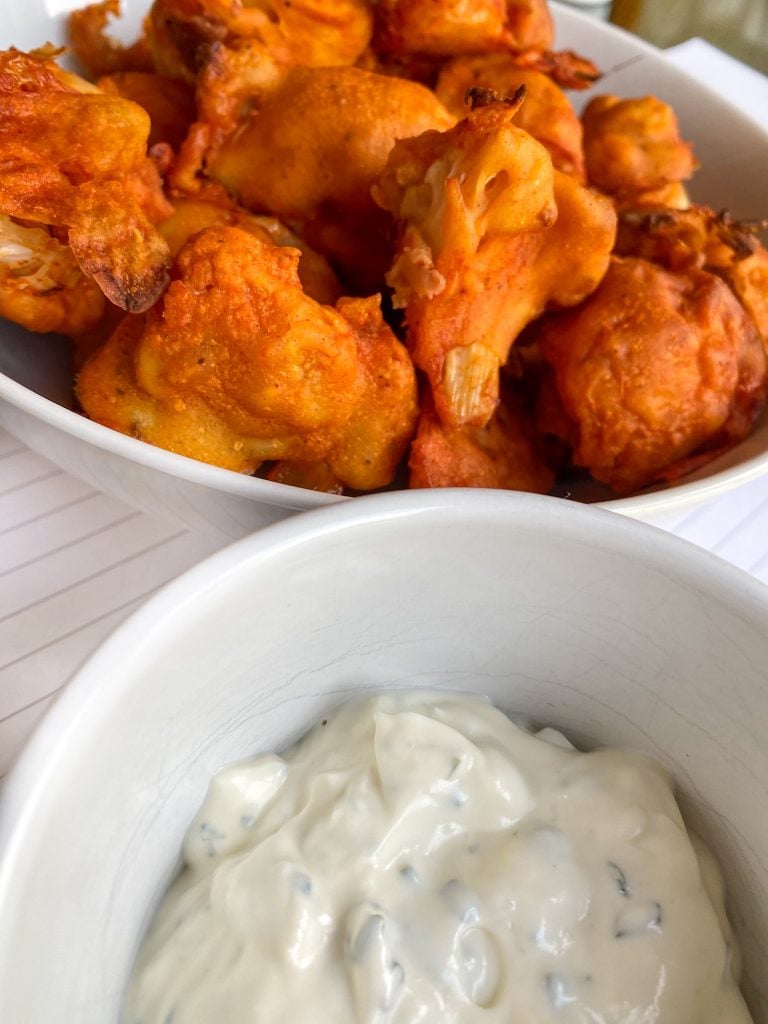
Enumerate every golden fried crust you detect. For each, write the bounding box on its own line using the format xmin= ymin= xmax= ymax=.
xmin=0 ymin=93 xmax=151 ymax=223
xmin=195 ymin=40 xmax=287 ymax=148
xmin=615 ymin=204 xmax=768 ymax=350
xmin=0 ymin=48 xmax=70 ymax=94
xmin=328 ymin=296 xmax=419 ymax=490
xmin=68 ymin=0 xmax=153 ymax=78
xmin=267 ymin=298 xmax=419 ymax=492
xmin=725 ymin=248 xmax=768 ymax=352
xmin=209 ymin=65 xmax=454 ymax=216
xmin=375 ymin=99 xmax=615 ymax=428
xmin=409 ymin=390 xmax=553 ymax=491
xmin=0 ymin=49 xmax=172 ymax=312
xmin=68 ymin=178 xmax=171 ymax=313
xmin=582 ymin=95 xmax=696 ymax=209
xmin=158 ymin=197 xmax=342 ymax=305
xmin=373 ymin=0 xmax=553 ymax=58
xmin=506 ymin=0 xmax=554 ymax=52
xmin=436 ymin=58 xmax=585 ymax=179
xmin=97 ymin=72 xmax=195 ymax=150
xmin=147 ymin=0 xmax=226 ymax=83
xmin=76 ymin=312 xmax=270 ymax=472
xmin=135 ymin=228 xmax=362 ymax=453
xmin=78 ymin=227 xmax=367 ymax=471
xmin=78 ymin=228 xmax=418 ymax=478
xmin=148 ymin=0 xmax=372 ymax=84
xmin=208 ymin=65 xmax=454 ymax=288
xmin=509 ymin=47 xmax=600 ymax=90
xmin=0 ymin=215 xmax=105 ymax=337
xmin=538 ymin=257 xmax=767 ymax=494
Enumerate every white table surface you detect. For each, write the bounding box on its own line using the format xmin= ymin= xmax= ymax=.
xmin=1 ymin=40 xmax=767 ymax=777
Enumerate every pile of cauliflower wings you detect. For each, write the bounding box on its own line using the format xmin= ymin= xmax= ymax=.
xmin=0 ymin=0 xmax=765 ymax=498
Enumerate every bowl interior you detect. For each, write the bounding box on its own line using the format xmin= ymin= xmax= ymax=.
xmin=1 ymin=3 xmax=768 ymax=527
xmin=0 ymin=491 xmax=767 ymax=1021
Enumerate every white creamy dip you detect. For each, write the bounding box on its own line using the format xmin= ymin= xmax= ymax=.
xmin=123 ymin=692 xmax=753 ymax=1024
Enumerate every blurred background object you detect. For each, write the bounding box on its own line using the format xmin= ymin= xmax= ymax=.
xmin=610 ymin=0 xmax=768 ymax=72
xmin=557 ymin=0 xmax=614 ymax=18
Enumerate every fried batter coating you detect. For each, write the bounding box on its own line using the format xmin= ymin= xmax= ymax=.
xmin=0 ymin=49 xmax=172 ymax=312
xmin=326 ymin=295 xmax=419 ymax=490
xmin=409 ymin=389 xmax=553 ymax=491
xmin=374 ymin=95 xmax=616 ymax=428
xmin=616 ymin=204 xmax=768 ymax=348
xmin=208 ymin=65 xmax=454 ymax=289
xmin=159 ymin=195 xmax=342 ymax=304
xmin=266 ymin=460 xmax=344 ymax=493
xmin=195 ymin=40 xmax=287 ymax=149
xmin=537 ymin=257 xmax=767 ymax=494
xmin=268 ymin=296 xmax=419 ymax=491
xmin=148 ymin=0 xmax=372 ymax=85
xmin=0 ymin=214 xmax=105 ymax=336
xmin=725 ymin=245 xmax=768 ymax=351
xmin=505 ymin=0 xmax=554 ymax=53
xmin=508 ymin=47 xmax=600 ymax=90
xmin=77 ymin=227 xmax=415 ymax=474
xmin=77 ymin=312 xmax=266 ymax=469
xmin=373 ymin=0 xmax=553 ymax=58
xmin=68 ymin=0 xmax=153 ymax=79
xmin=97 ymin=71 xmax=195 ymax=149
xmin=436 ymin=56 xmax=585 ymax=178
xmin=582 ymin=94 xmax=696 ymax=210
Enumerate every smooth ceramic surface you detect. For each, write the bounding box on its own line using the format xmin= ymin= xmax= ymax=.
xmin=0 ymin=491 xmax=767 ymax=1021
xmin=1 ymin=4 xmax=768 ymax=536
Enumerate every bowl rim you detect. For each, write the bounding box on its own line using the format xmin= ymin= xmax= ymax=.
xmin=3 ymin=487 xmax=768 ymax=875
xmin=1 ymin=1 xmax=768 ymax=519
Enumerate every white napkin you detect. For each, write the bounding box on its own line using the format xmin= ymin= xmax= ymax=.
xmin=666 ymin=37 xmax=768 ymax=128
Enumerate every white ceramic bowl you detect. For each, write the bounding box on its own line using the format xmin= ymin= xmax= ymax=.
xmin=0 ymin=490 xmax=767 ymax=1021
xmin=1 ymin=3 xmax=768 ymax=537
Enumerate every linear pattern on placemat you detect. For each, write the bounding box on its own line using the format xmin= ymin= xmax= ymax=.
xmin=0 ymin=429 xmax=220 ymax=775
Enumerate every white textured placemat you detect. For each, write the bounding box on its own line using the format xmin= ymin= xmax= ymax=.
xmin=0 ymin=40 xmax=767 ymax=775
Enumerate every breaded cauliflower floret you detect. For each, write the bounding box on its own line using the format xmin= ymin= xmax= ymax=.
xmin=78 ymin=227 xmax=418 ymax=486
xmin=537 ymin=257 xmax=767 ymax=494
xmin=373 ymin=0 xmax=553 ymax=58
xmin=582 ymin=94 xmax=696 ymax=211
xmin=0 ymin=48 xmax=171 ymax=314
xmin=207 ymin=64 xmax=454 ymax=290
xmin=616 ymin=204 xmax=768 ymax=352
xmin=0 ymin=214 xmax=105 ymax=337
xmin=159 ymin=195 xmax=342 ymax=305
xmin=267 ymin=296 xmax=420 ymax=492
xmin=374 ymin=92 xmax=615 ymax=428
xmin=436 ymin=56 xmax=585 ymax=179
xmin=147 ymin=0 xmax=372 ymax=84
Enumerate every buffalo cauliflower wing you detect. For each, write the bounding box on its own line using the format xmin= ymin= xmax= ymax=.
xmin=147 ymin=0 xmax=372 ymax=84
xmin=77 ymin=227 xmax=417 ymax=485
xmin=373 ymin=0 xmax=553 ymax=58
xmin=159 ymin=195 xmax=342 ymax=304
xmin=207 ymin=64 xmax=454 ymax=289
xmin=616 ymin=204 xmax=768 ymax=350
xmin=0 ymin=48 xmax=171 ymax=314
xmin=537 ymin=256 xmax=767 ymax=494
xmin=436 ymin=55 xmax=585 ymax=178
xmin=582 ymin=94 xmax=696 ymax=210
xmin=374 ymin=91 xmax=615 ymax=428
